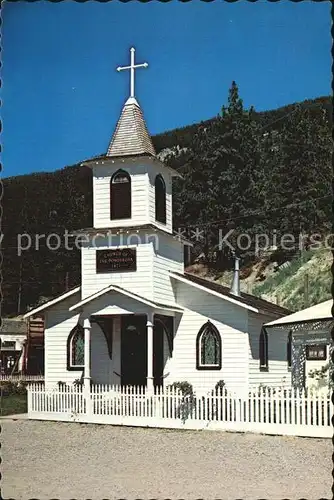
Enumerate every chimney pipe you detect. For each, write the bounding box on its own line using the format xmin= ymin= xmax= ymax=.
xmin=230 ymin=254 xmax=240 ymax=296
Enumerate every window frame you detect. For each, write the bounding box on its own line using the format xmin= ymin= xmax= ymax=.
xmin=259 ymin=328 xmax=269 ymax=371
xmin=287 ymin=330 xmax=292 ymax=370
xmin=196 ymin=321 xmax=222 ymax=371
xmin=154 ymin=174 xmax=167 ymax=224
xmin=110 ymin=169 xmax=132 ymax=220
xmin=67 ymin=324 xmax=85 ymax=371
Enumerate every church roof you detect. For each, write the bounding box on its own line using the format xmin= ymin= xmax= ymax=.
xmin=70 ymin=224 xmax=193 ymax=245
xmin=170 ymin=272 xmax=291 ymax=317
xmin=106 ymin=97 xmax=156 ymax=158
xmin=69 ymin=283 xmax=183 ymax=314
xmin=23 ymin=286 xmax=81 ymax=319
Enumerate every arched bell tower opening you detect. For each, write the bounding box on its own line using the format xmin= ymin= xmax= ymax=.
xmin=155 ymin=174 xmax=166 ymax=224
xmin=110 ymin=169 xmax=131 ymax=220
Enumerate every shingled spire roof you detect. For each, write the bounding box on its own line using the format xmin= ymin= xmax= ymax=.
xmin=106 ymin=96 xmax=156 ymax=158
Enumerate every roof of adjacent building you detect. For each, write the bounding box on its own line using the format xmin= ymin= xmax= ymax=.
xmin=106 ymin=97 xmax=156 ymax=158
xmin=264 ymin=299 xmax=333 ymax=327
xmin=171 ymin=272 xmax=291 ymax=317
xmin=0 ymin=318 xmax=27 ymax=334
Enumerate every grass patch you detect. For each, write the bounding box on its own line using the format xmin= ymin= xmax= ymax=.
xmin=253 ymin=247 xmax=332 ymax=311
xmin=0 ymin=393 xmax=27 ymax=416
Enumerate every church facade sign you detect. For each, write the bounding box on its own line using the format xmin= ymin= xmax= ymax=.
xmin=96 ymin=248 xmax=137 ymax=273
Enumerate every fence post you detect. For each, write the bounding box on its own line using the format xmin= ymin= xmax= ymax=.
xmin=84 ymin=382 xmax=92 ymax=417
xmin=27 ymin=383 xmax=32 ymax=414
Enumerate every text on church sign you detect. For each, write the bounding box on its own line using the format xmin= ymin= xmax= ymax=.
xmin=306 ymin=344 xmax=327 ymax=361
xmin=96 ymin=248 xmax=137 ymax=273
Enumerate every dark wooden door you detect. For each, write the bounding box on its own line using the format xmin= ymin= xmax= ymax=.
xmin=121 ymin=315 xmax=147 ymax=387
xmin=153 ymin=320 xmax=164 ymax=388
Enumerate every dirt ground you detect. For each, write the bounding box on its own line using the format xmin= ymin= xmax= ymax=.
xmin=1 ymin=419 xmax=332 ymax=499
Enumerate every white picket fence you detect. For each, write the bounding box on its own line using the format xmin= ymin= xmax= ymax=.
xmin=27 ymin=383 xmax=333 ymax=438
xmin=0 ymin=374 xmax=44 ymax=382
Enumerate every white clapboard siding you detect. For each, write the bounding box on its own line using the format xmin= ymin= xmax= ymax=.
xmin=152 ymin=234 xmax=184 ymax=304
xmin=92 ymin=162 xmax=150 ymax=229
xmin=44 ymin=294 xmax=122 ymax=387
xmin=44 ymin=293 xmax=81 ymax=386
xmin=165 ymin=281 xmax=249 ymax=395
xmin=0 ymin=334 xmax=26 ymax=350
xmin=81 ymin=236 xmax=154 ymax=300
xmin=147 ymin=164 xmax=173 ymax=233
xmin=248 ymin=312 xmax=291 ymax=387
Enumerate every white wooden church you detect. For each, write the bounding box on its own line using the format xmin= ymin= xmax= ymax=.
xmin=24 ymin=48 xmax=292 ymax=396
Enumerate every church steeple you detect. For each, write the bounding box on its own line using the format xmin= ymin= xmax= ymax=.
xmin=106 ymin=97 xmax=156 ymax=157
xmin=81 ymin=47 xmax=181 ymax=233
xmin=107 ymin=48 xmax=156 ymax=158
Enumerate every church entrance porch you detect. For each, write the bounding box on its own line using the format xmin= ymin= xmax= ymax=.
xmin=86 ymin=311 xmax=173 ymax=392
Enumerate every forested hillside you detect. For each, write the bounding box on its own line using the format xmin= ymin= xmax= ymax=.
xmin=2 ymin=83 xmax=332 ymax=316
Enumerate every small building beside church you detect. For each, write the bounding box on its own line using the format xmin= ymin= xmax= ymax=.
xmin=24 ymin=48 xmax=292 ymax=397
xmin=0 ymin=316 xmax=45 ymax=376
xmin=264 ymin=299 xmax=333 ymax=393
xmin=0 ymin=318 xmax=27 ymax=374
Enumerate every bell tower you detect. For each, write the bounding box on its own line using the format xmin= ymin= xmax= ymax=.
xmin=78 ymin=48 xmax=185 ymax=302
xmin=81 ymin=48 xmax=180 ymax=234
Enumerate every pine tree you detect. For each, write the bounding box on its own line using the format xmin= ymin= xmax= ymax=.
xmin=262 ymin=103 xmax=331 ymax=254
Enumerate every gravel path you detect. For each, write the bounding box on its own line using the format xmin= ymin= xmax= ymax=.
xmin=1 ymin=420 xmax=332 ymax=499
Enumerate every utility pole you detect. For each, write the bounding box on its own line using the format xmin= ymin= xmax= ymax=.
xmin=17 ymin=257 xmax=23 ymax=315
xmin=17 ymin=186 xmax=28 ymax=315
xmin=65 ymin=271 xmax=69 ymax=292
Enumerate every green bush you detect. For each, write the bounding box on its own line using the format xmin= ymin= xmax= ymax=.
xmin=15 ymin=381 xmax=28 ymax=395
xmin=1 ymin=393 xmax=27 ymax=416
xmin=214 ymin=379 xmax=226 ymax=395
xmin=57 ymin=381 xmax=68 ymax=389
xmin=73 ymin=378 xmax=84 ymax=387
xmin=0 ymin=381 xmax=28 ymax=396
xmin=168 ymin=381 xmax=194 ymax=397
xmin=168 ymin=382 xmax=195 ymax=423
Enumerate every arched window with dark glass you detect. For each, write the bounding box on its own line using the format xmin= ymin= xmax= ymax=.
xmin=287 ymin=330 xmax=292 ymax=368
xmin=67 ymin=324 xmax=85 ymax=371
xmin=110 ymin=170 xmax=131 ymax=220
xmin=259 ymin=328 xmax=268 ymax=370
xmin=196 ymin=321 xmax=222 ymax=370
xmin=155 ymin=174 xmax=166 ymax=224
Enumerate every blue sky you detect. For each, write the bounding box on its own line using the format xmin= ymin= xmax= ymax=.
xmin=2 ymin=1 xmax=331 ymax=177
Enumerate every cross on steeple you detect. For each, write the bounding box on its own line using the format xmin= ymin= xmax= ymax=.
xmin=116 ymin=47 xmax=148 ymax=99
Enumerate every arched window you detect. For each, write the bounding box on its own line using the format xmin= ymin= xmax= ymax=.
xmin=110 ymin=170 xmax=131 ymax=220
xmin=67 ymin=324 xmax=84 ymax=371
xmin=196 ymin=321 xmax=222 ymax=370
xmin=259 ymin=328 xmax=268 ymax=370
xmin=287 ymin=330 xmax=292 ymax=368
xmin=155 ymin=174 xmax=166 ymax=224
